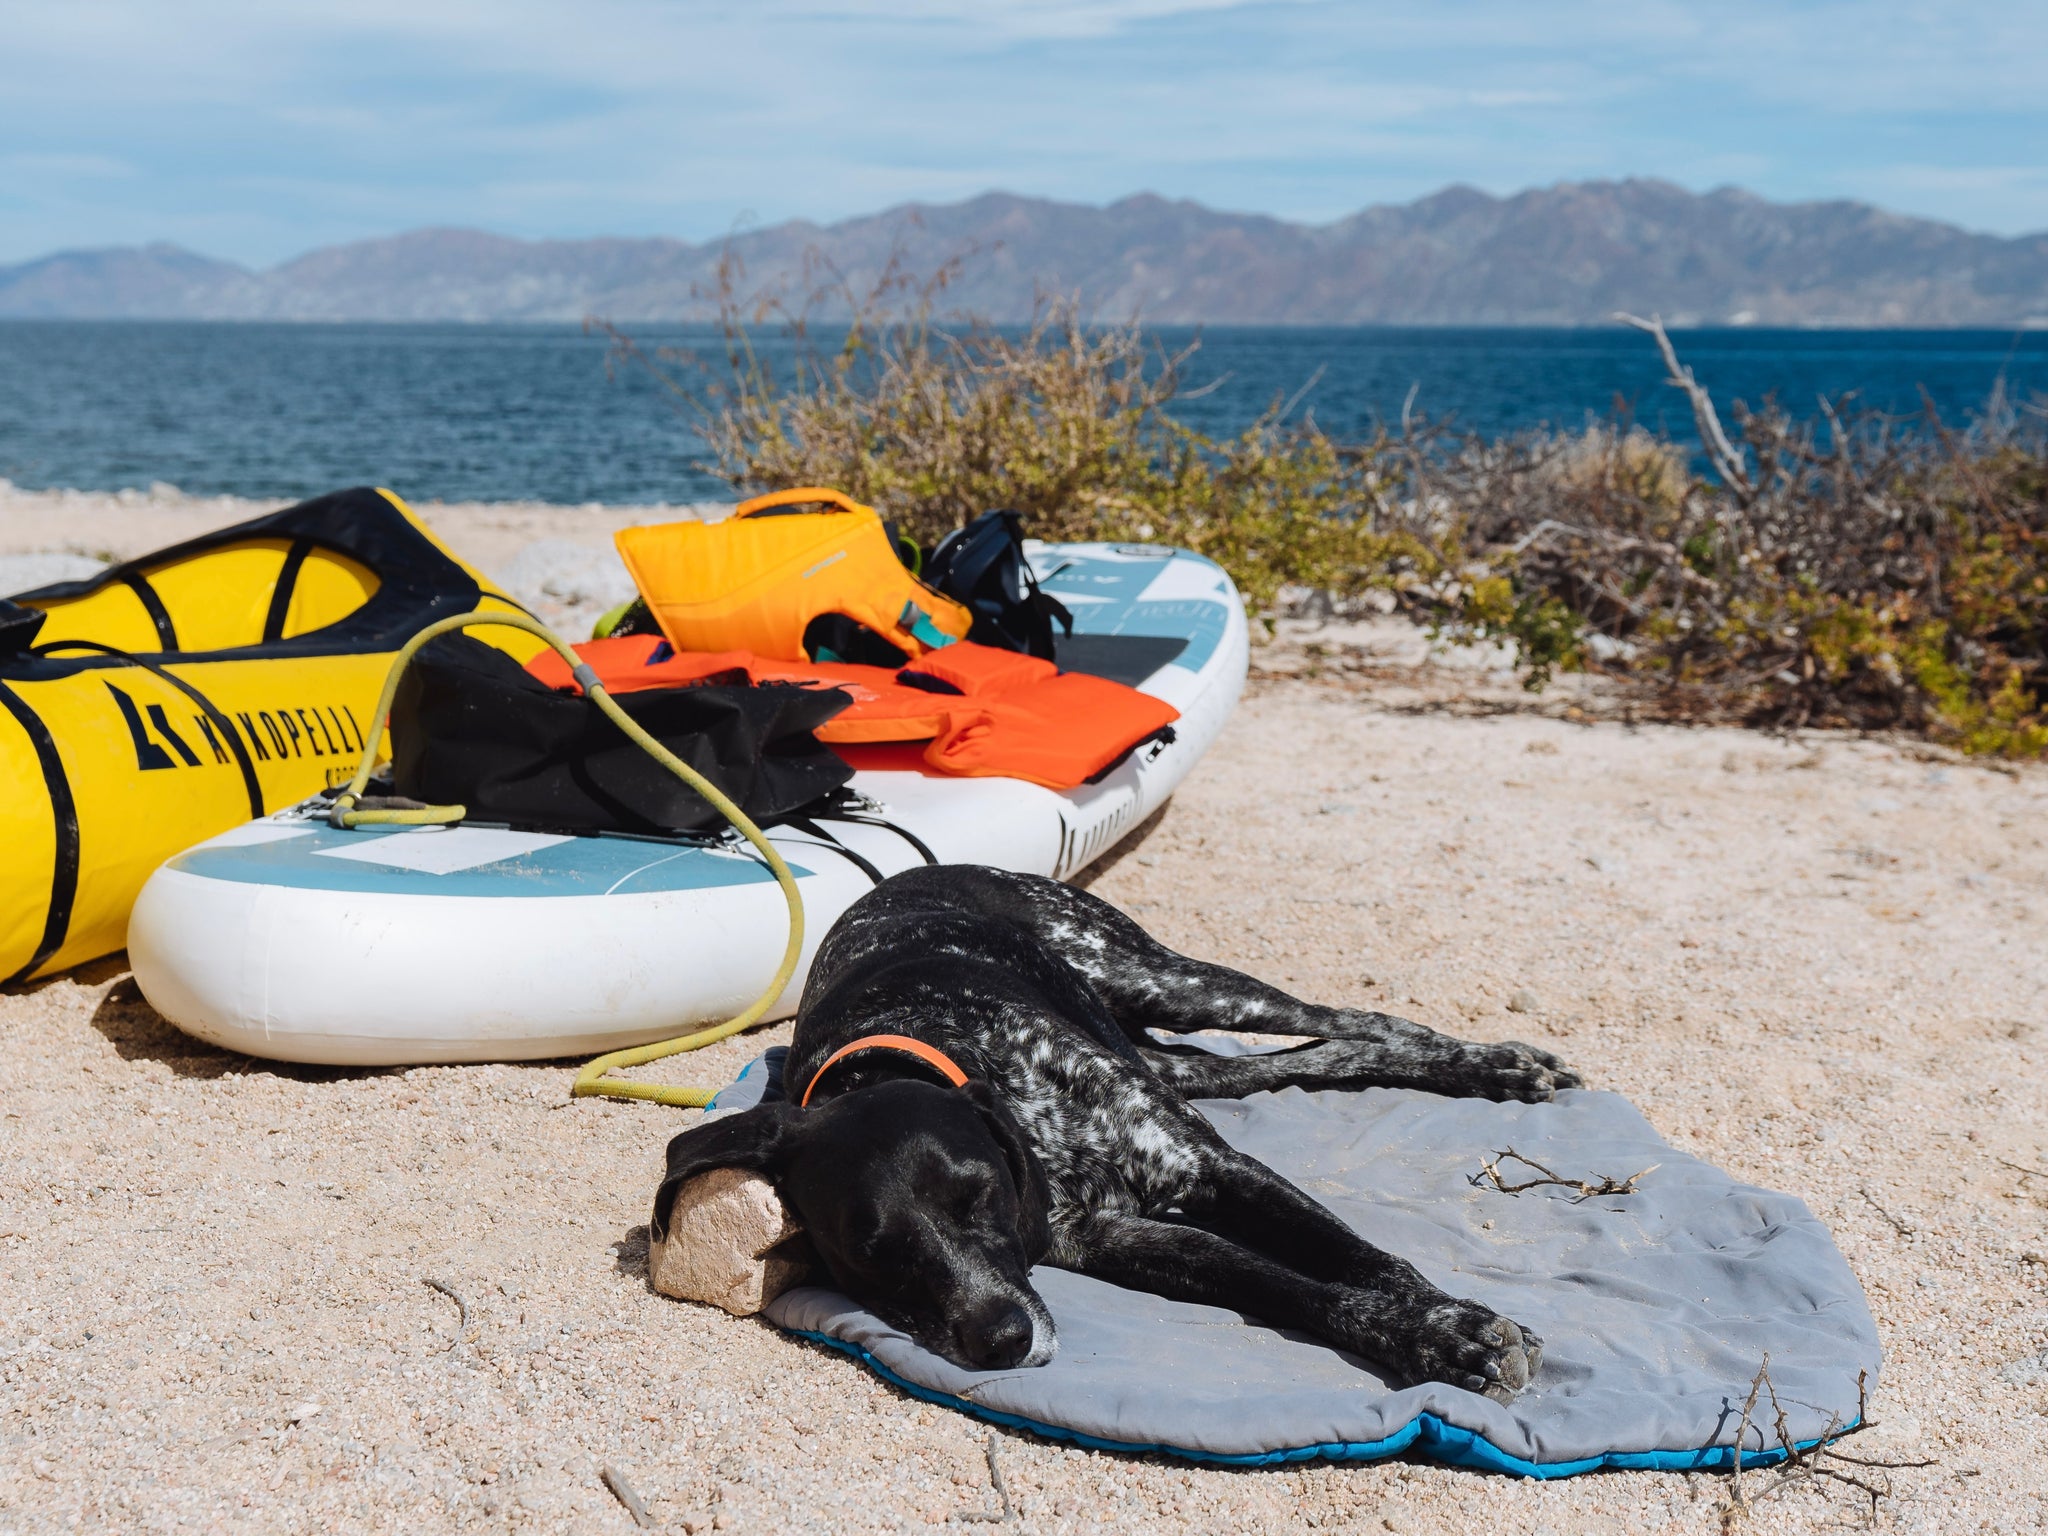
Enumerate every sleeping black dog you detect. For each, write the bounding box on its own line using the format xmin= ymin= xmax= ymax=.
xmin=653 ymin=865 xmax=1579 ymax=1400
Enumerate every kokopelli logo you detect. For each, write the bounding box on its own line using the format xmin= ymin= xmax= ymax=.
xmin=108 ymin=682 xmax=366 ymax=771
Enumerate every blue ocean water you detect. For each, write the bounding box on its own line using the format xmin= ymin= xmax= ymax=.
xmin=0 ymin=321 xmax=2041 ymax=506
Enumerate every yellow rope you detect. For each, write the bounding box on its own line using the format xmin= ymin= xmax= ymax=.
xmin=329 ymin=609 xmax=804 ymax=1108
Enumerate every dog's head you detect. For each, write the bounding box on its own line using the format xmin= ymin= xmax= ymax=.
xmin=653 ymin=1079 xmax=1057 ymax=1370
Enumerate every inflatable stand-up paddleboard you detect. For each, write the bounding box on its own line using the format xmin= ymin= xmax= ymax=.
xmin=130 ymin=543 xmax=1248 ymax=1065
xmin=1 ymin=488 xmax=537 ymax=984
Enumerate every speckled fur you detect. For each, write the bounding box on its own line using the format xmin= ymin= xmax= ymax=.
xmin=752 ymin=865 xmax=1581 ymax=1397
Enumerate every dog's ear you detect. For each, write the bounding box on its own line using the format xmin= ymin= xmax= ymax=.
xmin=962 ymin=1079 xmax=1052 ymax=1261
xmin=650 ymin=1103 xmax=803 ymax=1242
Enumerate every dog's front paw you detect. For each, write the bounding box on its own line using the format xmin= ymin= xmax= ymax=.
xmin=1455 ymin=1040 xmax=1581 ymax=1102
xmin=1407 ymin=1299 xmax=1543 ymax=1402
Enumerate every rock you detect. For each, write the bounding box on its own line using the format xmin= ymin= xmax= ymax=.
xmin=648 ymin=1166 xmax=810 ymax=1316
xmin=2000 ymin=1350 xmax=2048 ymax=1387
xmin=493 ymin=539 xmax=638 ymax=638
xmin=1856 ymin=1410 xmax=1925 ymax=1456
xmin=1507 ymin=989 xmax=1540 ymax=1014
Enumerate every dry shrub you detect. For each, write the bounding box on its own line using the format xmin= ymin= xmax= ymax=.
xmin=602 ymin=261 xmax=2048 ymax=758
xmin=1442 ymin=333 xmax=2048 ymax=755
xmin=1537 ymin=426 xmax=1689 ymax=510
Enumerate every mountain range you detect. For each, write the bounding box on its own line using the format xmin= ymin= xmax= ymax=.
xmin=5 ymin=181 xmax=2047 ymax=327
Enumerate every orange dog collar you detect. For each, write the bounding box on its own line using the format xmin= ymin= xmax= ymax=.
xmin=799 ymin=1034 xmax=970 ymax=1107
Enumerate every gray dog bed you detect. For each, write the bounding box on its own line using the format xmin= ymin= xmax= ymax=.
xmin=700 ymin=1048 xmax=1880 ymax=1475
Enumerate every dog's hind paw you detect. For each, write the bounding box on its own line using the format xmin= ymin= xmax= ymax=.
xmin=1409 ymin=1301 xmax=1544 ymax=1402
xmin=1455 ymin=1040 xmax=1581 ymax=1102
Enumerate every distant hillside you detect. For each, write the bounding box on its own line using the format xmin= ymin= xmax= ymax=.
xmin=6 ymin=181 xmax=2047 ymax=327
xmin=0 ymin=243 xmax=257 ymax=319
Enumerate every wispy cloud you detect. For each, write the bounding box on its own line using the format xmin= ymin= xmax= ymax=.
xmin=1 ymin=0 xmax=2042 ymax=264
xmin=4 ymin=151 xmax=138 ymax=178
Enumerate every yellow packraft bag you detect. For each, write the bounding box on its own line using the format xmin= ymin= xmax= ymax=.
xmin=0 ymin=486 xmax=540 ymax=984
xmin=615 ymin=488 xmax=972 ymax=663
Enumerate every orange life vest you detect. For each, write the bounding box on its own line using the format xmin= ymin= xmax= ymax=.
xmin=613 ymin=488 xmax=973 ymax=664
xmin=905 ymin=645 xmax=1179 ymax=787
xmin=527 ymin=636 xmax=1179 ymax=792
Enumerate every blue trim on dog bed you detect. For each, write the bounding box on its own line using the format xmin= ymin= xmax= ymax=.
xmin=788 ymin=1329 xmax=1848 ymax=1477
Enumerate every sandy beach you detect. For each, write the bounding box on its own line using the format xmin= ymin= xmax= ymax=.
xmin=4 ymin=486 xmax=2046 ymax=1534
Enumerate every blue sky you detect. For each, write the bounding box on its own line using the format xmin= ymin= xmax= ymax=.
xmin=2 ymin=0 xmax=2044 ymax=267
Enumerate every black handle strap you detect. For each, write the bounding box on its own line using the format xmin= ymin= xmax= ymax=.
xmin=31 ymin=641 xmax=265 ymax=820
xmin=0 ymin=679 xmax=80 ymax=985
xmin=784 ymin=817 xmax=886 ymax=885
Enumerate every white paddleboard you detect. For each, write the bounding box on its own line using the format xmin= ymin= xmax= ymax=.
xmin=129 ymin=542 xmax=1247 ymax=1065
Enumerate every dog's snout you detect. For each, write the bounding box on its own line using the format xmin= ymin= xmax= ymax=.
xmin=961 ymin=1302 xmax=1036 ymax=1370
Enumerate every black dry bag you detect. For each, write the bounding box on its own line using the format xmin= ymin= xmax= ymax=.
xmin=389 ymin=635 xmax=854 ymax=836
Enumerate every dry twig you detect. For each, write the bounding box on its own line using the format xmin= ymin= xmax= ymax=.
xmin=423 ymin=1277 xmax=474 ymax=1351
xmin=1721 ymin=1361 xmax=1934 ymax=1531
xmin=950 ymin=1435 xmax=1016 ymax=1524
xmin=1470 ymin=1147 xmax=1658 ymax=1203
xmin=602 ymin=1464 xmax=658 ymax=1529
xmin=1615 ymin=313 xmax=1752 ymax=497
xmin=1858 ymin=1188 xmax=1914 ymax=1238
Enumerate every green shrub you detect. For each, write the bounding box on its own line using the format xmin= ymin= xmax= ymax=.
xmin=603 ymin=270 xmax=2048 ymax=758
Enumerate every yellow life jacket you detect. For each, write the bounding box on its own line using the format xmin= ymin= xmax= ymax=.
xmin=614 ymin=488 xmax=973 ymax=664
xmin=0 ymin=487 xmax=539 ymax=983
